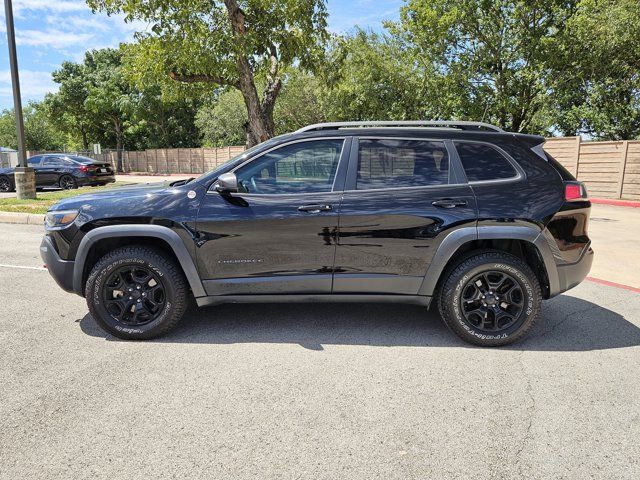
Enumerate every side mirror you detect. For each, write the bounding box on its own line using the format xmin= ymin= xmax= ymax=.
xmin=214 ymin=172 xmax=238 ymax=194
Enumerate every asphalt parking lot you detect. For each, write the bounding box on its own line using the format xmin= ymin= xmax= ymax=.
xmin=1 ymin=211 xmax=639 ymax=479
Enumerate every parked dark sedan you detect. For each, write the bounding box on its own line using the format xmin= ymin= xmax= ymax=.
xmin=0 ymin=154 xmax=115 ymax=192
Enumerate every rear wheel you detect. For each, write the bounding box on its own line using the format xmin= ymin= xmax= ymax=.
xmin=438 ymin=251 xmax=541 ymax=347
xmin=0 ymin=175 xmax=13 ymax=192
xmin=85 ymin=246 xmax=188 ymax=340
xmin=59 ymin=174 xmax=77 ymax=190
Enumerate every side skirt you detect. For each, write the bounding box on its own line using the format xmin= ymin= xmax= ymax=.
xmin=196 ymin=294 xmax=432 ymax=308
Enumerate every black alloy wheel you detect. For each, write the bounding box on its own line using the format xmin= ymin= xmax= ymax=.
xmin=102 ymin=265 xmax=166 ymax=326
xmin=460 ymin=270 xmax=524 ymax=332
xmin=0 ymin=176 xmax=11 ymax=192
xmin=86 ymin=246 xmax=188 ymax=340
xmin=438 ymin=250 xmax=542 ymax=347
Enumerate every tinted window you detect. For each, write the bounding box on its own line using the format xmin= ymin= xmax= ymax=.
xmin=43 ymin=156 xmax=61 ymax=166
xmin=455 ymin=142 xmax=518 ymax=182
xmin=27 ymin=156 xmax=41 ymax=166
xmin=357 ymin=139 xmax=450 ymax=190
xmin=235 ymin=139 xmax=344 ymax=194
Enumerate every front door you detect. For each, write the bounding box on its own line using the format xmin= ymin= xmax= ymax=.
xmin=196 ymin=137 xmax=351 ymax=296
xmin=334 ymin=137 xmax=478 ymax=295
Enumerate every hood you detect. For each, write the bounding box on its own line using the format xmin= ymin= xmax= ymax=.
xmin=50 ymin=181 xmax=174 ymax=211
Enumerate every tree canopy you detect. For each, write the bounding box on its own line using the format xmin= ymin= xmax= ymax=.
xmin=88 ymin=0 xmax=330 ymax=146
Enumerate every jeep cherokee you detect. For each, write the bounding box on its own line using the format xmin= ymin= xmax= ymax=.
xmin=40 ymin=121 xmax=593 ymax=346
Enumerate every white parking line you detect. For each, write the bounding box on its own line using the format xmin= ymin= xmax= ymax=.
xmin=0 ymin=263 xmax=47 ymax=271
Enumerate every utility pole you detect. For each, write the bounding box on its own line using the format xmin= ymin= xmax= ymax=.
xmin=4 ymin=0 xmax=35 ymax=199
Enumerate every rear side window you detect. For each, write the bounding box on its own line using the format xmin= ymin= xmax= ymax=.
xmin=357 ymin=139 xmax=450 ymax=190
xmin=455 ymin=142 xmax=518 ymax=182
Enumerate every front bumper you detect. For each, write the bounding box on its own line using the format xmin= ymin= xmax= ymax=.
xmin=40 ymin=235 xmax=75 ymax=293
xmin=556 ymin=244 xmax=594 ymax=295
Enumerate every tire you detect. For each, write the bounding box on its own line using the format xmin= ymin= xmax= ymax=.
xmin=59 ymin=174 xmax=77 ymax=190
xmin=0 ymin=175 xmax=13 ymax=192
xmin=85 ymin=246 xmax=188 ymax=340
xmin=438 ymin=250 xmax=541 ymax=347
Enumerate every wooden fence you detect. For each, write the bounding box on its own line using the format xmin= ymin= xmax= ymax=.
xmin=119 ymin=146 xmax=246 ymax=175
xmin=544 ymin=137 xmax=640 ymax=200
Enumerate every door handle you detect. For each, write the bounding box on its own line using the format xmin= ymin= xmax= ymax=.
xmin=298 ymin=204 xmax=333 ymax=213
xmin=432 ymin=198 xmax=468 ymax=209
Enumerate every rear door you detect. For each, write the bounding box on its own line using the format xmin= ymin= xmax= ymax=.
xmin=196 ymin=137 xmax=351 ymax=295
xmin=40 ymin=156 xmax=65 ymax=185
xmin=333 ymin=137 xmax=478 ymax=295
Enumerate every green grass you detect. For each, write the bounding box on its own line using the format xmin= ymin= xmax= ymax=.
xmin=0 ymin=182 xmax=134 ymax=214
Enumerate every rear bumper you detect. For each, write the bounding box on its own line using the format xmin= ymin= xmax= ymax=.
xmin=40 ymin=235 xmax=76 ymax=293
xmin=555 ymin=244 xmax=594 ymax=295
xmin=77 ymin=175 xmax=116 ymax=186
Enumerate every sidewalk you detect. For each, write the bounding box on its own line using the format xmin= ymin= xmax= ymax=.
xmin=115 ymin=173 xmax=192 ymax=184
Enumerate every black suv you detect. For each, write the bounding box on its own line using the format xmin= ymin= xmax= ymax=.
xmin=0 ymin=154 xmax=115 ymax=192
xmin=40 ymin=121 xmax=593 ymax=346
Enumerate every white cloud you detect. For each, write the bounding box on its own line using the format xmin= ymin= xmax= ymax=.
xmin=16 ymin=28 xmax=95 ymax=49
xmin=0 ymin=69 xmax=57 ymax=99
xmin=13 ymin=0 xmax=87 ymax=15
xmin=46 ymin=14 xmax=111 ymax=32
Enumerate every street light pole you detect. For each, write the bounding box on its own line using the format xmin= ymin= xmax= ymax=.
xmin=4 ymin=0 xmax=36 ymax=199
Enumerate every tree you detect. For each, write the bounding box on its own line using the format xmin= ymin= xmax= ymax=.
xmin=129 ymin=84 xmax=203 ymax=149
xmin=195 ymin=68 xmax=328 ymax=146
xmin=323 ymin=31 xmax=431 ymax=122
xmin=89 ymin=0 xmax=329 ymax=147
xmin=388 ymin=0 xmax=576 ymax=134
xmin=0 ymin=102 xmax=64 ymax=151
xmin=196 ymin=89 xmax=247 ymax=147
xmin=552 ymin=0 xmax=640 ymax=139
xmin=83 ymin=48 xmax=137 ymax=171
xmin=45 ymin=62 xmax=93 ymax=150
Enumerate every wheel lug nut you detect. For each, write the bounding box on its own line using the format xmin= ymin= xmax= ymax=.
xmin=137 ymin=286 xmax=140 ymax=290
xmin=129 ymin=296 xmax=132 ymax=300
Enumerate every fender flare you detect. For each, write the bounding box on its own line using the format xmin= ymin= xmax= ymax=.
xmin=72 ymin=224 xmax=206 ymax=298
xmin=418 ymin=225 xmax=560 ymax=297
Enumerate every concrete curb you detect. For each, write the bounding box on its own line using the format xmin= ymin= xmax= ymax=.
xmin=0 ymin=211 xmax=45 ymax=225
xmin=591 ymin=198 xmax=640 ymax=208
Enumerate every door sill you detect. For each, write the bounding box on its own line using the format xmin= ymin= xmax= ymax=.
xmin=196 ymin=294 xmax=432 ymax=308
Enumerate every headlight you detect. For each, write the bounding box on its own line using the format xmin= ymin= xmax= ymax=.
xmin=45 ymin=209 xmax=79 ymax=230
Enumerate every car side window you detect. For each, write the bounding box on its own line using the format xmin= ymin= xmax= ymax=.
xmin=43 ymin=156 xmax=61 ymax=166
xmin=356 ymin=139 xmax=450 ymax=190
xmin=27 ymin=156 xmax=41 ymax=166
xmin=234 ymin=139 xmax=344 ymax=194
xmin=454 ymin=142 xmax=518 ymax=182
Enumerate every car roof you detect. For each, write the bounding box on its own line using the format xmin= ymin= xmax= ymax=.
xmin=287 ymin=127 xmax=543 ymax=145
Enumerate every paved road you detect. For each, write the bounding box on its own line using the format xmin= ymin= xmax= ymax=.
xmin=1 ymin=223 xmax=639 ymax=479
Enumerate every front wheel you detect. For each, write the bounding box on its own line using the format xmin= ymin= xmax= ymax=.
xmin=438 ymin=251 xmax=542 ymax=347
xmin=85 ymin=246 xmax=188 ymax=340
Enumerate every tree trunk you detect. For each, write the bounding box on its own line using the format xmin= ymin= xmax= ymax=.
xmin=224 ymin=0 xmax=280 ymax=147
xmin=81 ymin=130 xmax=89 ymax=151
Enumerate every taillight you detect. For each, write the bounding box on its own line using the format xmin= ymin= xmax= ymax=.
xmin=565 ymin=181 xmax=588 ymax=201
xmin=79 ymin=165 xmax=89 ymax=173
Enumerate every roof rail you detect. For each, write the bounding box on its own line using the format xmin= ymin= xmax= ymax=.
xmin=295 ymin=120 xmax=504 ymax=133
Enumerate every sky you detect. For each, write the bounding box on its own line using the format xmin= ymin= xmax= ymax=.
xmin=0 ymin=0 xmax=403 ymax=110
